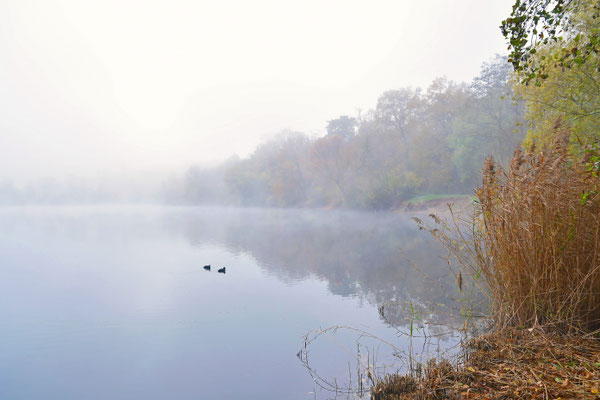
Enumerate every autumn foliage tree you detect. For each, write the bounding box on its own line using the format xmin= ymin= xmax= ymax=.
xmin=168 ymin=57 xmax=526 ymax=209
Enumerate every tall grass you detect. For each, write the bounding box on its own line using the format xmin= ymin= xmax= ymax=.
xmin=418 ymin=120 xmax=600 ymax=331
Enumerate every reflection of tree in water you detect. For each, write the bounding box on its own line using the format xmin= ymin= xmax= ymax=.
xmin=165 ymin=207 xmax=474 ymax=327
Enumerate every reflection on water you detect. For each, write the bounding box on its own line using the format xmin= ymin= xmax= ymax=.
xmin=167 ymin=207 xmax=459 ymax=312
xmin=0 ymin=206 xmax=468 ymax=399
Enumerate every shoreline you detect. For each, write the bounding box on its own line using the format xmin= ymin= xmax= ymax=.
xmin=372 ymin=327 xmax=600 ymax=399
xmin=396 ymin=195 xmax=474 ymax=216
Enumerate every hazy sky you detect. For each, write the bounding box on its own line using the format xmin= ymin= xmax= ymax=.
xmin=1 ymin=0 xmax=515 ymax=182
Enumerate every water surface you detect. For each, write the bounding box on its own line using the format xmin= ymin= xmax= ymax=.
xmin=0 ymin=206 xmax=463 ymax=399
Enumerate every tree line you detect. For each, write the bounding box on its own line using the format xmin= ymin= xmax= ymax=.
xmin=165 ymin=55 xmax=526 ymax=209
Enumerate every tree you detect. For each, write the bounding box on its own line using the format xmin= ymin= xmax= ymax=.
xmin=326 ymin=115 xmax=357 ymax=139
xmin=309 ymin=134 xmax=357 ymax=206
xmin=515 ymin=45 xmax=600 ymax=147
xmin=422 ymin=77 xmax=469 ymax=139
xmin=224 ymin=159 xmax=267 ymax=205
xmin=223 ymin=131 xmax=312 ymax=206
xmin=255 ymin=131 xmax=311 ymax=206
xmin=374 ymin=88 xmax=423 ymax=142
xmin=501 ymin=0 xmax=600 ymax=85
xmin=450 ymin=55 xmax=526 ymax=187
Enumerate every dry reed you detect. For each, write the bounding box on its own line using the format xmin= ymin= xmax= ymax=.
xmin=416 ymin=119 xmax=600 ymax=331
xmin=373 ymin=120 xmax=600 ymax=399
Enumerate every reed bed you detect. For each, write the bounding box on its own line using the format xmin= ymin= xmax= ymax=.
xmin=416 ymin=120 xmax=600 ymax=331
xmin=373 ymin=121 xmax=600 ymax=399
xmin=477 ymin=126 xmax=600 ymax=330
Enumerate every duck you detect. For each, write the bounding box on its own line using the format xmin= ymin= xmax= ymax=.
xmin=218 ymin=267 xmax=226 ymax=274
xmin=203 ymin=265 xmax=211 ymax=271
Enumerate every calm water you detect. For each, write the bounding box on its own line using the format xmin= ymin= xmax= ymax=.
xmin=0 ymin=206 xmax=464 ymax=399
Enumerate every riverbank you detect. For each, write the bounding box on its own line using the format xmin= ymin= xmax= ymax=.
xmin=372 ymin=130 xmax=600 ymax=399
xmin=372 ymin=327 xmax=600 ymax=399
xmin=398 ymin=194 xmax=474 ymax=215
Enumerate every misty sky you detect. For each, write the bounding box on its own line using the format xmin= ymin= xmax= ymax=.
xmin=1 ymin=0 xmax=514 ymax=182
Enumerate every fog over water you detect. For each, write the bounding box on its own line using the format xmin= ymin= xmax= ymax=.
xmin=0 ymin=206 xmax=471 ymax=399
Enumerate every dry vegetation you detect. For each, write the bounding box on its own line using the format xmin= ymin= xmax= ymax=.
xmin=372 ymin=328 xmax=600 ymax=399
xmin=426 ymin=119 xmax=600 ymax=331
xmin=375 ymin=121 xmax=600 ymax=399
xmin=475 ymin=121 xmax=600 ymax=331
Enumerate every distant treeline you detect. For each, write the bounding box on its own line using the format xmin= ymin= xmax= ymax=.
xmin=0 ymin=177 xmax=162 ymax=205
xmin=167 ymin=55 xmax=526 ymax=209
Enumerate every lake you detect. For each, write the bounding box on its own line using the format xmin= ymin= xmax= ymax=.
xmin=0 ymin=206 xmax=467 ymax=399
